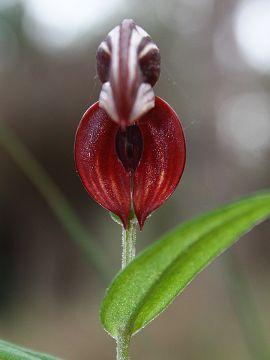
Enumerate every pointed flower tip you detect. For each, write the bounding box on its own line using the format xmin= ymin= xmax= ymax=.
xmin=121 ymin=216 xmax=129 ymax=229
xmin=137 ymin=217 xmax=145 ymax=231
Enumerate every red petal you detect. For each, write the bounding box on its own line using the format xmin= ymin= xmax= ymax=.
xmin=133 ymin=96 xmax=186 ymax=229
xmin=75 ymin=102 xmax=131 ymax=227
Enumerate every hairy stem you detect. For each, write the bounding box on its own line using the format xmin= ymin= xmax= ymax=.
xmin=121 ymin=217 xmax=137 ymax=269
xmin=117 ymin=335 xmax=131 ymax=360
xmin=115 ymin=217 xmax=137 ymax=360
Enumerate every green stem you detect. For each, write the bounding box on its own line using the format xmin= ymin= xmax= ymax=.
xmin=116 ymin=334 xmax=131 ymax=360
xmin=224 ymin=253 xmax=270 ymax=360
xmin=114 ymin=217 xmax=137 ymax=360
xmin=0 ymin=121 xmax=111 ymax=282
xmin=121 ymin=217 xmax=137 ymax=269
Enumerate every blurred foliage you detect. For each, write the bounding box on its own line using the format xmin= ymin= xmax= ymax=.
xmin=0 ymin=0 xmax=269 ymax=359
xmin=0 ymin=121 xmax=111 ymax=281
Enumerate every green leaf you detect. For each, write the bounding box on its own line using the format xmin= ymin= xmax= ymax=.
xmin=100 ymin=191 xmax=270 ymax=339
xmin=0 ymin=340 xmax=61 ymax=360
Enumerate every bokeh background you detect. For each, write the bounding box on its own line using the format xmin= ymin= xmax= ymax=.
xmin=0 ymin=0 xmax=270 ymax=359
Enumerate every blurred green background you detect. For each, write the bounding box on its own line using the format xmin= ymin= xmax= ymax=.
xmin=0 ymin=0 xmax=269 ymax=359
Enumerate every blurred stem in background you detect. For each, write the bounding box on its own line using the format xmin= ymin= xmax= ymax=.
xmin=0 ymin=121 xmax=111 ymax=283
xmin=224 ymin=252 xmax=270 ymax=360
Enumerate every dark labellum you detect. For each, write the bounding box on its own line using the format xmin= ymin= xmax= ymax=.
xmin=115 ymin=125 xmax=143 ymax=172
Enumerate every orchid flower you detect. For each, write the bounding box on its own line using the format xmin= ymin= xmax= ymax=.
xmin=75 ymin=19 xmax=186 ymax=229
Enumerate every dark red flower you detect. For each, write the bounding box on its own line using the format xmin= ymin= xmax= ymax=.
xmin=75 ymin=96 xmax=185 ymax=229
xmin=75 ymin=19 xmax=186 ymax=229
